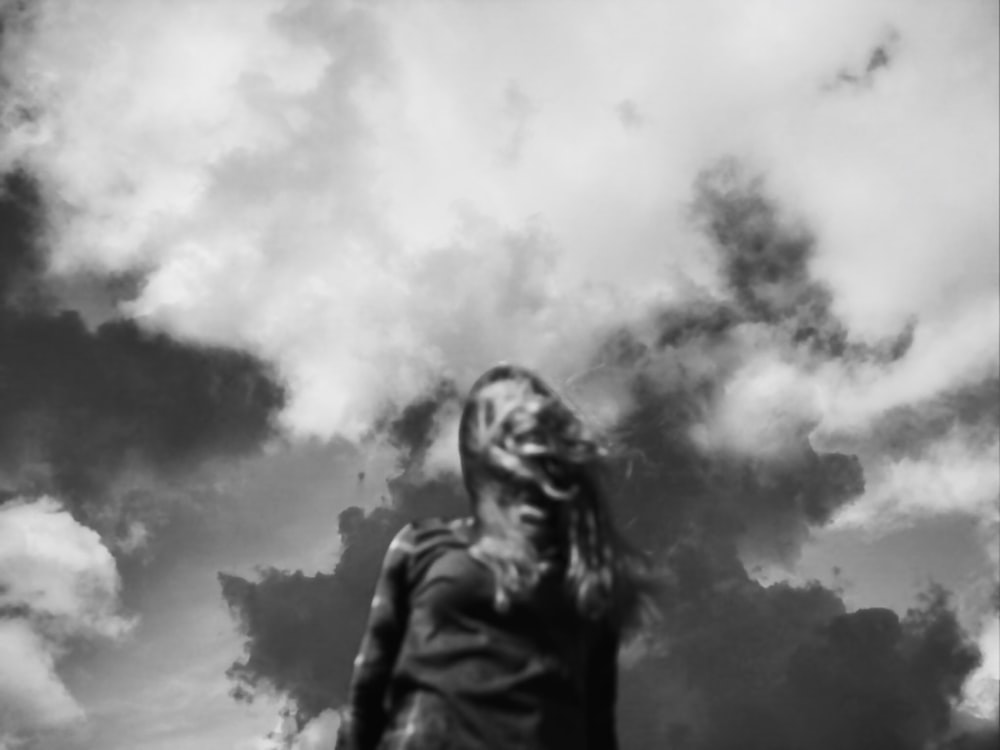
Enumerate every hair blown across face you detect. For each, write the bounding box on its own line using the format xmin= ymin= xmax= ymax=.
xmin=459 ymin=364 xmax=647 ymax=627
xmin=461 ymin=366 xmax=602 ymax=498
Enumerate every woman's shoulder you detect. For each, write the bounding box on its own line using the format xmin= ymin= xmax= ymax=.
xmin=390 ymin=516 xmax=475 ymax=585
xmin=393 ymin=515 xmax=473 ymax=546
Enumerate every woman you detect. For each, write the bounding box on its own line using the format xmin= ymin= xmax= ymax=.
xmin=338 ymin=364 xmax=647 ymax=750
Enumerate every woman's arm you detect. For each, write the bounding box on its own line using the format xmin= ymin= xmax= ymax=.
xmin=339 ymin=525 xmax=415 ymax=750
xmin=587 ymin=622 xmax=620 ymax=750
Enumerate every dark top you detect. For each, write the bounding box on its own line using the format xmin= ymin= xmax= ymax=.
xmin=339 ymin=518 xmax=620 ymax=750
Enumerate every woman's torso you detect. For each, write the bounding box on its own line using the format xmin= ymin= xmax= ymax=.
xmin=382 ymin=519 xmax=607 ymax=750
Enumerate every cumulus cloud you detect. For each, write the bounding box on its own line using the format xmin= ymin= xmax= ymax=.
xmin=0 ymin=621 xmax=82 ymax=739
xmin=0 ymin=497 xmax=131 ymax=744
xmin=962 ymin=615 xmax=1000 ymax=721
xmin=254 ymin=703 xmax=340 ymax=750
xmin=0 ymin=170 xmax=286 ymax=558
xmin=1 ymin=0 xmax=991 ymax=446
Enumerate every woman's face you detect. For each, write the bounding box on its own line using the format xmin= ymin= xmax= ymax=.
xmin=464 ymin=371 xmax=574 ymax=546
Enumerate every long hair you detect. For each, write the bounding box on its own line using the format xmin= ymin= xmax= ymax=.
xmin=459 ymin=363 xmax=647 ymax=628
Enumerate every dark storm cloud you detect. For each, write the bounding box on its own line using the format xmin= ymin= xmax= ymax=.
xmin=0 ymin=171 xmax=287 ymax=506
xmin=947 ymin=725 xmax=1000 ymax=750
xmin=221 ymin=394 xmax=466 ymax=721
xmin=0 ymin=170 xmax=45 ymax=304
xmin=686 ymin=160 xmax=913 ymax=364
xmin=220 ymin=566 xmax=356 ymax=721
xmin=369 ymin=381 xmax=460 ymax=471
xmin=621 ymin=587 xmax=983 ymax=750
xmin=221 ymin=166 xmax=991 ymax=747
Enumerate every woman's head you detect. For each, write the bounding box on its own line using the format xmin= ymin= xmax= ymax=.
xmin=458 ymin=364 xmax=645 ymax=624
xmin=459 ymin=363 xmax=601 ymax=511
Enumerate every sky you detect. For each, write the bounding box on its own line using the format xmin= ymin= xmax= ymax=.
xmin=0 ymin=0 xmax=997 ymax=748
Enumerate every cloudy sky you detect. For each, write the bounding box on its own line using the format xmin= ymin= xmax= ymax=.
xmin=0 ymin=0 xmax=997 ymax=748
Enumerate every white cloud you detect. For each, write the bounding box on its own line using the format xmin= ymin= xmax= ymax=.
xmin=0 ymin=620 xmax=82 ymax=738
xmin=251 ymin=700 xmax=340 ymax=750
xmin=695 ymin=357 xmax=823 ymax=460
xmin=0 ymin=497 xmax=131 ymax=740
xmin=962 ymin=615 xmax=1000 ymax=720
xmin=292 ymin=710 xmax=340 ymax=750
xmin=764 ymin=3 xmax=999 ymax=341
xmin=831 ymin=430 xmax=999 ymax=531
xmin=0 ymin=0 xmax=991 ymax=448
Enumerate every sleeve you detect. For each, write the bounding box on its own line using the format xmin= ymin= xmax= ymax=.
xmin=587 ymin=622 xmax=621 ymax=750
xmin=337 ymin=524 xmax=415 ymax=750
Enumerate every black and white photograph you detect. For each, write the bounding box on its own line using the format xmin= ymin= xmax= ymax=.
xmin=0 ymin=1 xmax=997 ymax=749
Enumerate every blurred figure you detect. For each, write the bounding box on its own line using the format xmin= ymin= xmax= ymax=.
xmin=338 ymin=364 xmax=648 ymax=750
